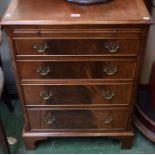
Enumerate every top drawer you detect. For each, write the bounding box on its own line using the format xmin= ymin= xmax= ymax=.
xmin=14 ymin=39 xmax=140 ymax=56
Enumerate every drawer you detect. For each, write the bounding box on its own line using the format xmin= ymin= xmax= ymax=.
xmin=27 ymin=108 xmax=129 ymax=131
xmin=15 ymin=39 xmax=140 ymax=56
xmin=18 ymin=60 xmax=136 ymax=80
xmin=23 ymin=84 xmax=132 ymax=106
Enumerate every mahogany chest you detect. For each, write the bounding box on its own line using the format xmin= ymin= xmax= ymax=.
xmin=1 ymin=0 xmax=151 ymax=149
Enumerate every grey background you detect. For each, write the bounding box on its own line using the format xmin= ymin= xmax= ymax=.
xmin=0 ymin=0 xmax=16 ymax=94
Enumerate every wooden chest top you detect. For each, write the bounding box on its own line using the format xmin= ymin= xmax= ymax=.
xmin=1 ymin=0 xmax=151 ymax=25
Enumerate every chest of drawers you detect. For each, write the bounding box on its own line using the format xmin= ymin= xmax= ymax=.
xmin=1 ymin=0 xmax=151 ymax=150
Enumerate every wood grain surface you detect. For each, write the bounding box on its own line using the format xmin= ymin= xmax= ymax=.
xmin=1 ymin=0 xmax=151 ymax=150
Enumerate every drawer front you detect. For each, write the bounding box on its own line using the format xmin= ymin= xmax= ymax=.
xmin=15 ymin=39 xmax=140 ymax=56
xmin=23 ymin=84 xmax=132 ymax=106
xmin=28 ymin=108 xmax=129 ymax=130
xmin=18 ymin=60 xmax=136 ymax=80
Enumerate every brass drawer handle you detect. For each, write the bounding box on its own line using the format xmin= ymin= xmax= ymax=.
xmin=33 ymin=43 xmax=49 ymax=53
xmin=104 ymin=41 xmax=120 ymax=53
xmin=102 ymin=91 xmax=115 ymax=100
xmin=104 ymin=115 xmax=113 ymax=124
xmin=40 ymin=91 xmax=53 ymax=100
xmin=37 ymin=66 xmax=50 ymax=76
xmin=43 ymin=116 xmax=56 ymax=125
xmin=103 ymin=65 xmax=118 ymax=75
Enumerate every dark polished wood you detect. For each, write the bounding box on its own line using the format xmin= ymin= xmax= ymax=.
xmin=14 ymin=39 xmax=140 ymax=56
xmin=18 ymin=60 xmax=136 ymax=80
xmin=117 ymin=135 xmax=134 ymax=149
xmin=23 ymin=137 xmax=47 ymax=150
xmin=1 ymin=0 xmax=151 ymax=150
xmin=27 ymin=108 xmax=129 ymax=130
xmin=134 ymin=85 xmax=155 ymax=142
xmin=23 ymin=84 xmax=132 ymax=106
xmin=134 ymin=107 xmax=155 ymax=142
xmin=23 ymin=130 xmax=134 ymax=149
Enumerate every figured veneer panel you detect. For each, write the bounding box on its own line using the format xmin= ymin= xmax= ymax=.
xmin=18 ymin=60 xmax=136 ymax=80
xmin=27 ymin=108 xmax=129 ymax=130
xmin=1 ymin=0 xmax=150 ymax=149
xmin=14 ymin=39 xmax=140 ymax=56
xmin=22 ymin=84 xmax=132 ymax=106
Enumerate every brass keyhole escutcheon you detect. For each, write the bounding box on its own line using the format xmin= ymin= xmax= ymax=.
xmin=43 ymin=116 xmax=56 ymax=125
xmin=37 ymin=66 xmax=50 ymax=76
xmin=33 ymin=43 xmax=49 ymax=53
xmin=40 ymin=91 xmax=53 ymax=100
xmin=104 ymin=41 xmax=120 ymax=53
xmin=102 ymin=90 xmax=115 ymax=100
xmin=103 ymin=115 xmax=113 ymax=124
xmin=103 ymin=65 xmax=118 ymax=76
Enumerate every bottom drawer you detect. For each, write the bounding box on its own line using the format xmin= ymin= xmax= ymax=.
xmin=28 ymin=108 xmax=129 ymax=131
